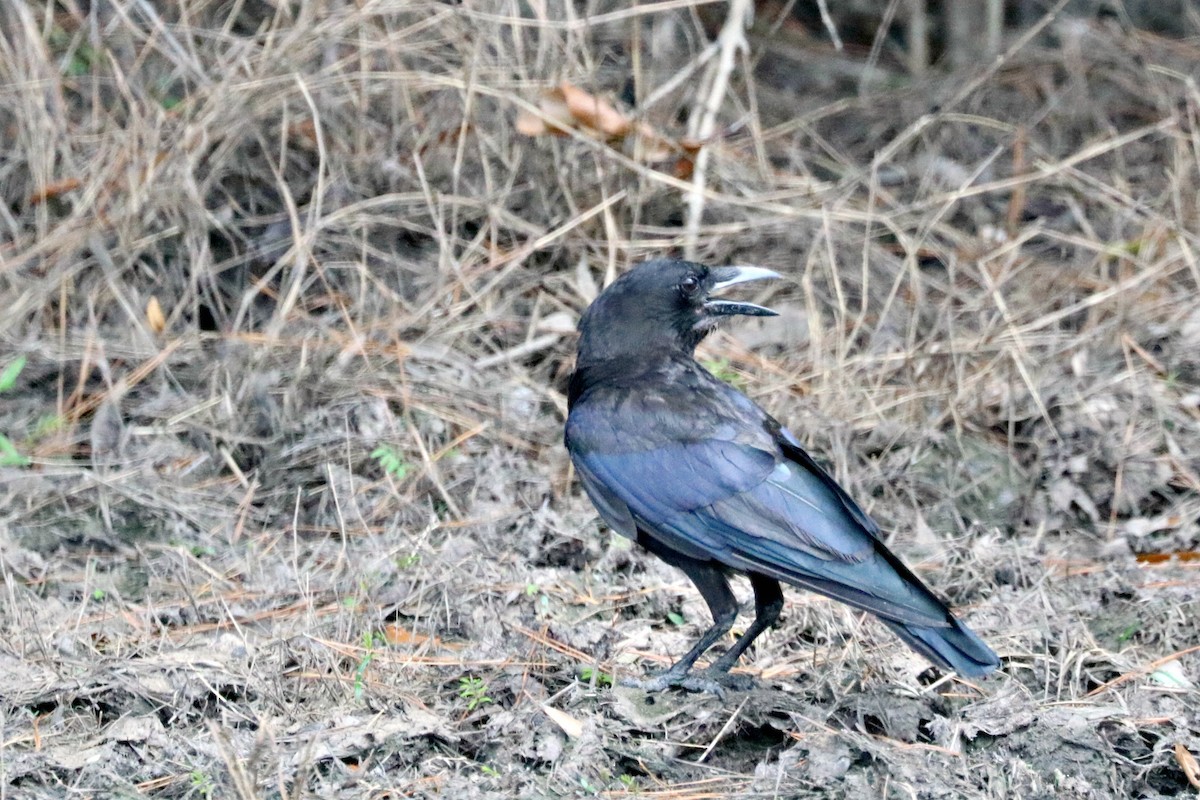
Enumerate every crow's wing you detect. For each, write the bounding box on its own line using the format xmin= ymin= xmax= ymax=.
xmin=573 ymin=436 xmax=776 ymax=560
xmin=567 ymin=398 xmax=953 ymax=628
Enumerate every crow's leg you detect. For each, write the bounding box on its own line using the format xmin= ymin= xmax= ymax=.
xmin=623 ymin=536 xmax=742 ymax=697
xmin=703 ymin=573 xmax=784 ymax=683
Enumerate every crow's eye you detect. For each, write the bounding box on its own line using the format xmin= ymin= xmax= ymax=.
xmin=679 ymin=275 xmax=701 ymax=297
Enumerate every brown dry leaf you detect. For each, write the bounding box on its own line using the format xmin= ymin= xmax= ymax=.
xmin=383 ymin=624 xmax=430 ymax=646
xmin=671 ymin=152 xmax=696 ymax=179
xmin=515 ymin=83 xmax=701 ymax=178
xmin=383 ymin=623 xmax=462 ymax=650
xmin=637 ymin=132 xmax=676 ymax=163
xmin=1175 ymin=742 xmax=1200 ymax=789
xmin=541 ymin=704 xmax=584 ymax=739
xmin=515 ymin=89 xmax=573 ymax=137
xmin=517 ymin=82 xmax=630 ymax=139
xmin=289 ymin=119 xmax=322 ymax=152
xmin=630 ymin=130 xmax=702 ymax=178
xmin=513 ymin=110 xmax=552 ymax=137
xmin=558 ymin=82 xmax=629 ymax=137
xmin=146 ymin=296 xmax=166 ymax=333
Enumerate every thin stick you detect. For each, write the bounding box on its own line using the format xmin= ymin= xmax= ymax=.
xmin=697 ymin=696 xmax=748 ymax=762
xmin=684 ymin=0 xmax=752 ymax=260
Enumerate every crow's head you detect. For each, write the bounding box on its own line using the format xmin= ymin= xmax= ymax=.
xmin=576 ymin=259 xmax=780 ymax=363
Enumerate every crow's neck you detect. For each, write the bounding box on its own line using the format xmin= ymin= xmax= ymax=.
xmin=568 ymin=349 xmax=696 ymax=409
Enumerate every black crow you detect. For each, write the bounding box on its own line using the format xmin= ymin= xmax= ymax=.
xmin=564 ymin=258 xmax=1000 ymax=694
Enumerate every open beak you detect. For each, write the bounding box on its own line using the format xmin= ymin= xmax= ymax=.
xmin=704 ymin=266 xmax=781 ymax=317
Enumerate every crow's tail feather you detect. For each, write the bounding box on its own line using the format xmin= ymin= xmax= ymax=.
xmin=881 ymin=617 xmax=1001 ymax=678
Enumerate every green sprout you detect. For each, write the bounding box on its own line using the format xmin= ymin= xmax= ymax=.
xmin=458 ymin=676 xmax=493 ymax=711
xmin=371 ymin=444 xmax=410 ymax=479
xmin=353 ymin=631 xmax=386 ymax=699
xmin=578 ymin=666 xmax=614 ymax=687
xmin=0 ymin=436 xmax=28 ymax=468
xmin=0 ymin=356 xmax=25 ymax=392
xmin=189 ymin=769 xmax=215 ymax=798
xmin=0 ymin=356 xmax=30 ymax=467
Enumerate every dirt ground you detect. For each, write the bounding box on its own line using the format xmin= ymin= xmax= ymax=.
xmin=2 ymin=2 xmax=1200 ymax=798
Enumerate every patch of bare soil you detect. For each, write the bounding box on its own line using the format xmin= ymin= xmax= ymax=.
xmin=2 ymin=2 xmax=1199 ymax=798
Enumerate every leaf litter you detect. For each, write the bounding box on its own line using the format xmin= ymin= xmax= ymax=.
xmin=1 ymin=2 xmax=1199 ymax=798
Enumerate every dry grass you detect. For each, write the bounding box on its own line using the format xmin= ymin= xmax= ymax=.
xmin=2 ymin=1 xmax=1199 ymax=797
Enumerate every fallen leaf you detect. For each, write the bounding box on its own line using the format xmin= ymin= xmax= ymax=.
xmin=1175 ymin=742 xmax=1200 ymax=790
xmin=516 ymin=89 xmax=573 ymax=137
xmin=383 ymin=624 xmax=430 ymax=647
xmin=517 ymin=83 xmax=630 ymax=140
xmin=515 ymin=83 xmax=701 ymax=179
xmin=1150 ymin=659 xmax=1194 ymax=690
xmin=383 ymin=623 xmax=461 ymax=650
xmin=146 ymin=296 xmax=166 ymax=333
xmin=558 ymin=82 xmax=630 ymax=137
xmin=541 ymin=704 xmax=583 ymax=739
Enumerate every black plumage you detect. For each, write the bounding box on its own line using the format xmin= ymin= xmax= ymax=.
xmin=564 ymin=258 xmax=1000 ymax=694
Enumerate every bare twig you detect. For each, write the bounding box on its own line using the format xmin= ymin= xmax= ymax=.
xmin=684 ymin=0 xmax=753 ymax=260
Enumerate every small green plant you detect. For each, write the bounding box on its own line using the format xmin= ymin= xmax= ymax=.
xmin=525 ymin=582 xmax=552 ymax=617
xmin=0 ymin=356 xmax=31 ymax=467
xmin=48 ymin=26 xmax=99 ymax=77
xmin=479 ymin=764 xmax=500 ymax=777
xmin=0 ymin=436 xmax=27 ymax=467
xmin=353 ymin=631 xmax=386 ymax=699
xmin=31 ymin=414 xmax=65 ymax=440
xmin=0 ymin=356 xmax=24 ymax=392
xmin=618 ymin=774 xmax=638 ymax=791
xmin=189 ymin=768 xmax=215 ymax=798
xmin=371 ymin=445 xmax=410 ymax=479
xmin=397 ymin=552 xmax=420 ymax=569
xmin=578 ymin=666 xmax=614 ymax=687
xmin=666 ymin=611 xmax=686 ymax=627
xmin=155 ymin=77 xmax=183 ymax=110
xmin=64 ymin=43 xmax=99 ymax=77
xmin=458 ymin=675 xmax=493 ymax=711
xmin=91 ymin=589 xmax=106 ymax=602
xmin=1117 ymin=622 xmax=1141 ymax=643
